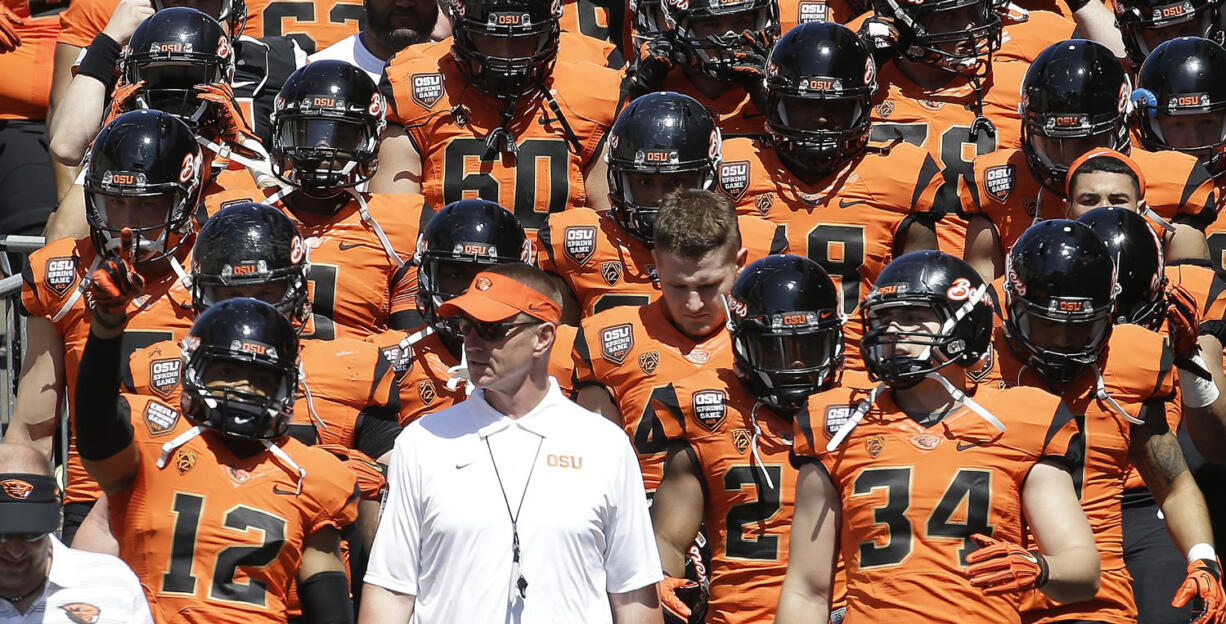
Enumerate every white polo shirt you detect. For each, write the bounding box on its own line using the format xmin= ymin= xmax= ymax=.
xmin=365 ymin=378 xmax=662 ymax=623
xmin=0 ymin=536 xmax=154 ymax=624
xmin=308 ymin=33 xmax=387 ymax=83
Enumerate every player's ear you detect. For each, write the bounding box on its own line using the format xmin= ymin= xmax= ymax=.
xmin=735 ymin=246 xmax=748 ymax=269
xmin=533 ymin=321 xmax=557 ymax=357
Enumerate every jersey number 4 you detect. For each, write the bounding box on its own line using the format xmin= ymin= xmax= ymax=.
xmin=162 ymin=492 xmax=289 ymax=608
xmin=852 ymin=467 xmax=993 ymax=569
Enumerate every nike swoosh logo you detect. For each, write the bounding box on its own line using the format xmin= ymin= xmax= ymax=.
xmin=338 ymin=241 xmax=363 ymax=250
xmin=455 ymin=460 xmax=477 ymax=469
xmin=231 ymin=80 xmax=257 ymax=88
xmin=839 ymin=199 xmax=869 ymax=209
xmin=956 ymin=441 xmax=985 ymax=451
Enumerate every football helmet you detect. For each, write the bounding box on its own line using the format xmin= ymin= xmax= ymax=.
xmin=1133 ymin=37 xmax=1226 ymax=174
xmin=764 ymin=22 xmax=875 ymax=175
xmin=1114 ymin=0 xmax=1220 ymax=64
xmin=180 ymin=298 xmax=300 ymax=440
xmin=660 ymin=0 xmax=779 ymax=80
xmin=1021 ymin=40 xmax=1133 ymax=195
xmin=629 ymin=0 xmax=667 ymax=45
xmin=728 ymin=254 xmax=844 ymax=413
xmin=415 ymin=199 xmax=531 ymax=340
xmin=1004 ymin=219 xmax=1117 ymax=386
xmin=861 ymin=251 xmax=994 ymax=388
xmin=191 ymin=202 xmax=310 ymax=328
xmin=83 ymin=110 xmax=203 ymax=265
xmin=271 ymin=60 xmax=387 ymax=195
xmin=121 ymin=8 xmax=236 ymax=124
xmin=606 ymin=92 xmax=721 ymax=245
xmin=1076 ymin=206 xmax=1167 ymax=329
xmin=449 ymin=0 xmax=562 ymax=101
xmin=873 ymin=0 xmax=1001 ymax=76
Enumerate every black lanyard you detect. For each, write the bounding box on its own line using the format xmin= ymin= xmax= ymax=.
xmin=484 ymin=433 xmax=544 ymax=600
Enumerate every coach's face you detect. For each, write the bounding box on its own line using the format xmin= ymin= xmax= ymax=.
xmin=463 ymin=313 xmax=556 ymax=395
xmin=0 ymin=534 xmax=51 ymax=600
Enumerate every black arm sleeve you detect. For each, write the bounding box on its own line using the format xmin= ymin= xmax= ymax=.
xmin=353 ymin=412 xmax=403 ymax=461
xmin=74 ymin=330 xmax=134 ymax=461
xmin=299 ymin=571 xmax=355 ymax=624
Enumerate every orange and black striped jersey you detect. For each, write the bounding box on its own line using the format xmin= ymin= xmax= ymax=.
xmin=366 ymin=329 xmax=466 ymax=426
xmin=960 ymin=147 xmax=1217 ymax=256
xmin=793 ymin=381 xmax=1079 ymax=623
xmin=572 ymin=299 xmax=733 ymax=491
xmin=123 ymin=336 xmax=398 ymax=449
xmin=537 ymin=206 xmax=788 ymax=317
xmin=380 ymin=44 xmax=620 ymax=237
xmin=652 ymin=367 xmax=796 ymax=624
xmin=561 ymin=0 xmax=630 ymax=56
xmin=868 ymin=59 xmax=1028 ymax=257
xmin=244 ymin=0 xmax=362 ymax=55
xmin=201 ymin=187 xmax=431 ymax=338
xmin=985 ymin=324 xmax=1176 ymax=624
xmin=21 ymin=236 xmax=195 ymax=505
xmin=110 ymin=393 xmax=358 ymax=624
xmin=718 ymin=136 xmax=942 ymax=368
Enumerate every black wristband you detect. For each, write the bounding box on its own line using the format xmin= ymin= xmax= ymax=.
xmin=77 ymin=33 xmax=122 ymax=92
xmin=1034 ymin=552 xmax=1050 ymax=588
xmin=299 ymin=570 xmax=354 ymax=624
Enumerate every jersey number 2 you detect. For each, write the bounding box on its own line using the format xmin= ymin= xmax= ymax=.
xmin=162 ymin=492 xmax=289 ymax=607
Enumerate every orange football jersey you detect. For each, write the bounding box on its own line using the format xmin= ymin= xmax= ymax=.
xmin=718 ymin=136 xmax=942 ymax=368
xmin=58 ymin=0 xmax=265 ymax=47
xmin=573 ymin=299 xmax=733 ymax=491
xmin=960 ymin=147 xmax=1217 ymax=256
xmin=868 ymin=59 xmax=1028 ymax=257
xmin=244 ymin=0 xmax=362 ymax=54
xmin=778 ymin=0 xmax=858 ymax=29
xmin=992 ymin=8 xmax=1079 ymax=64
xmin=381 ymin=45 xmax=620 ymax=235
xmin=201 ymin=187 xmax=431 ymax=338
xmin=366 ymin=329 xmax=466 ymax=426
xmin=0 ymin=0 xmax=58 ymax=120
xmin=793 ymin=381 xmax=1079 ymax=623
xmin=21 ymin=236 xmax=195 ymax=505
xmin=110 ymin=393 xmax=359 ymax=624
xmin=653 ymin=367 xmax=797 ymax=624
xmin=985 ymin=324 xmax=1177 ymax=624
xmin=660 ymin=67 xmax=765 ymax=138
xmin=537 ymin=206 xmax=788 ymax=316
xmin=123 ymin=336 xmax=398 ymax=448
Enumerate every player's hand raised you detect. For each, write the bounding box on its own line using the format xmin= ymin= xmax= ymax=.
xmin=90 ymin=227 xmax=145 ymax=318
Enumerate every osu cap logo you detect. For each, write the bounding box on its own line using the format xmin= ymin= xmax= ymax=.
xmin=474 ymin=276 xmax=493 ymax=291
xmin=0 ymin=478 xmax=34 ymax=499
xmin=60 ymin=603 xmax=101 ymax=624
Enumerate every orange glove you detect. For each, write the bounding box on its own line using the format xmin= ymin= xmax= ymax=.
xmin=195 ymin=82 xmax=259 ymax=145
xmin=0 ymin=5 xmax=24 ymax=53
xmin=1172 ymin=558 xmax=1226 ymax=623
xmin=89 ymin=228 xmax=145 ymax=316
xmin=660 ymin=575 xmax=699 ymax=623
xmin=965 ymin=533 xmax=1048 ymax=595
xmin=103 ymin=80 xmax=145 ymax=127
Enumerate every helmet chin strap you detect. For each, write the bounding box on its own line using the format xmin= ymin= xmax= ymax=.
xmin=747 ymin=401 xmax=790 ymax=489
xmin=826 ymin=382 xmax=885 ymax=451
xmin=156 ymin=425 xmax=208 ymax=469
xmin=344 ymin=188 xmax=406 ymax=269
xmin=1092 ymin=364 xmax=1146 ymax=425
xmin=446 ymin=347 xmax=473 ymax=395
xmin=264 ymin=439 xmax=308 ymax=495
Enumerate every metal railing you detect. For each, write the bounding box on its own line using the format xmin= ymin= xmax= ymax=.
xmin=0 ymin=235 xmax=46 ymax=429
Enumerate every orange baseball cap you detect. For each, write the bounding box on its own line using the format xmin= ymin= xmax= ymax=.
xmin=1066 ymin=148 xmax=1147 ymax=199
xmin=438 ymin=271 xmax=562 ymax=325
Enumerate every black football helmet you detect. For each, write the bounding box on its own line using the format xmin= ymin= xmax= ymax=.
xmin=415 ymin=199 xmax=531 ymax=340
xmin=727 ymin=254 xmax=844 ymax=414
xmin=764 ymin=22 xmax=875 ymax=175
xmin=1133 ymin=37 xmax=1226 ymax=174
xmin=1021 ymin=40 xmax=1133 ymax=195
xmin=191 ymin=202 xmax=310 ymax=328
xmin=180 ymin=298 xmax=300 ymax=440
xmin=84 ymin=110 xmax=203 ymax=265
xmin=121 ymin=8 xmax=236 ymax=124
xmin=660 ymin=0 xmax=779 ymax=80
xmin=1075 ymin=206 xmax=1167 ymax=329
xmin=1114 ymin=0 xmax=1220 ymax=65
xmin=861 ymin=251 xmax=994 ymax=388
xmin=270 ymin=60 xmax=387 ymax=195
xmin=449 ymin=0 xmax=562 ymax=101
xmin=873 ymin=0 xmax=1001 ymax=76
xmin=606 ymin=92 xmax=721 ymax=245
xmin=1004 ymin=219 xmax=1117 ymax=386
xmin=151 ymin=0 xmax=248 ymax=41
